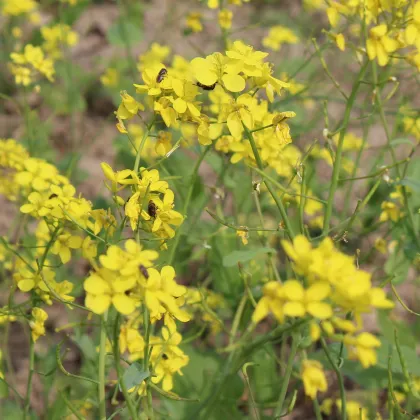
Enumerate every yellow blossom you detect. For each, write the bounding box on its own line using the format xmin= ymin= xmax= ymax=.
xmin=301 ymin=360 xmax=328 ymax=399
xmin=186 ymin=12 xmax=203 ymax=33
xmin=30 ymin=308 xmax=48 ymax=342
xmin=366 ymin=25 xmax=399 ymax=66
xmin=218 ymin=9 xmax=233 ymax=29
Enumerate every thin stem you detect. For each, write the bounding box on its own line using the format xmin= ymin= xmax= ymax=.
xmin=113 ymin=314 xmax=138 ymax=419
xmin=313 ymin=398 xmax=323 ymax=420
xmin=23 ymin=337 xmax=35 ymax=419
xmin=320 ymin=337 xmax=346 ymax=420
xmin=312 ymin=38 xmax=348 ymax=100
xmin=323 ymin=60 xmax=369 ymax=235
xmin=133 ymin=118 xmax=155 ymax=175
xmin=274 ymin=335 xmax=298 ymax=418
xmin=243 ymin=125 xmax=295 ymax=239
xmin=98 ymin=311 xmax=108 ymax=420
xmin=167 ymin=144 xmax=212 ymax=264
xmin=372 ymin=61 xmax=420 ymax=248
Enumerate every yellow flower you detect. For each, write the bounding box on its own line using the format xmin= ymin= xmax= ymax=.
xmin=282 ymin=280 xmax=332 ymax=320
xmin=186 ymin=12 xmax=203 ymax=33
xmin=191 ymin=52 xmax=246 ymax=93
xmin=344 ymin=332 xmax=381 ymax=368
xmin=273 ymin=111 xmax=296 ymax=147
xmin=236 ymin=229 xmax=248 ymax=245
xmin=84 ymin=267 xmax=137 ymax=315
xmin=51 ymin=233 xmax=83 ymax=264
xmin=253 ymin=62 xmax=289 ymax=102
xmin=379 ymin=200 xmax=402 ymax=222
xmin=252 ymin=281 xmax=285 ymax=324
xmin=137 ymin=43 xmax=170 ymax=72
xmin=374 ymin=238 xmax=387 ymax=254
xmin=262 ymin=26 xmax=299 ymax=51
xmin=101 ymin=162 xmax=135 ymax=193
xmin=335 ymin=33 xmax=346 ymax=51
xmin=119 ymin=325 xmax=145 ymax=361
xmin=301 ymin=360 xmax=327 ymax=399
xmin=150 ymin=189 xmax=184 ymax=239
xmin=41 ymin=24 xmax=78 ymax=59
xmin=366 ymin=25 xmax=399 ymax=66
xmin=171 ymin=79 xmax=201 ymax=117
xmin=2 ymin=0 xmax=37 ymax=16
xmin=225 ymin=94 xmax=254 ymax=138
xmin=405 ymin=2 xmax=420 ymax=46
xmin=134 ymin=64 xmax=172 ymax=96
xmin=281 ymin=235 xmax=314 ymax=278
xmin=144 ymin=266 xmax=189 ymax=322
xmin=116 ymin=91 xmax=144 ymax=120
xmin=20 ymin=191 xmax=50 ymax=217
xmin=30 ymin=307 xmax=48 ymax=342
xmin=101 ymin=68 xmax=119 ymax=87
xmin=155 ymin=131 xmax=173 ymax=156
xmin=218 ymin=9 xmax=233 ymax=29
xmin=154 ymin=97 xmax=178 ymax=127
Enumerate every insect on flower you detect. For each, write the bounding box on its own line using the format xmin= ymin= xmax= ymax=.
xmin=196 ymin=81 xmax=217 ymax=90
xmin=139 ymin=264 xmax=149 ymax=279
xmin=156 ymin=68 xmax=168 ymax=83
xmin=148 ymin=200 xmax=157 ymax=218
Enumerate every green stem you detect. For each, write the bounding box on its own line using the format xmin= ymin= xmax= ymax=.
xmin=274 ymin=335 xmax=298 ymax=418
xmin=322 ymin=60 xmax=369 ymax=235
xmin=372 ymin=62 xmax=420 ymax=248
xmin=167 ymin=144 xmax=212 ymax=264
xmin=320 ymin=337 xmax=346 ymax=420
xmin=23 ymin=337 xmax=35 ymax=420
xmin=243 ymin=125 xmax=295 ymax=239
xmin=22 ymin=88 xmax=34 ymax=155
xmin=113 ymin=315 xmax=138 ymax=420
xmin=98 ymin=312 xmax=108 ymax=420
xmin=142 ymin=306 xmax=154 ymax=419
xmin=133 ymin=118 xmax=155 ymax=175
xmin=313 ymin=398 xmax=323 ymax=420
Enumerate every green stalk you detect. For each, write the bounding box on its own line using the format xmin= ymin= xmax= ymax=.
xmin=322 ymin=61 xmax=369 ymax=236
xmin=274 ymin=335 xmax=298 ymax=418
xmin=320 ymin=337 xmax=346 ymax=420
xmin=243 ymin=125 xmax=295 ymax=240
xmin=23 ymin=337 xmax=35 ymax=420
xmin=371 ymin=62 xmax=420 ymax=248
xmin=142 ymin=306 xmax=154 ymax=419
xmin=98 ymin=311 xmax=108 ymax=420
xmin=167 ymin=144 xmax=212 ymax=265
xmin=113 ymin=315 xmax=138 ymax=420
xmin=133 ymin=118 xmax=155 ymax=174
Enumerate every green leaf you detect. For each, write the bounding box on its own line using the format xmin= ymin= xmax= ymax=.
xmin=399 ymin=177 xmax=420 ymax=192
xmin=122 ymin=363 xmax=149 ymax=390
xmin=384 ymin=249 xmax=410 ymax=285
xmin=390 ymin=138 xmax=414 ymax=147
xmin=107 ymin=21 xmax=143 ymax=47
xmin=376 ymin=340 xmax=420 ymax=376
xmin=223 ymin=247 xmax=276 ymax=267
xmin=377 ymin=311 xmax=416 ymax=349
xmin=73 ymin=334 xmax=96 ymax=361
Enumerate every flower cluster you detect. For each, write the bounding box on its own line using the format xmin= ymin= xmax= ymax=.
xmin=116 ymin=41 xmax=300 ymax=180
xmin=315 ymin=0 xmax=420 ymax=70
xmin=253 ymin=235 xmax=394 ymax=398
xmin=9 ymin=44 xmax=55 ymax=86
xmin=101 ymin=163 xmax=183 ymax=245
